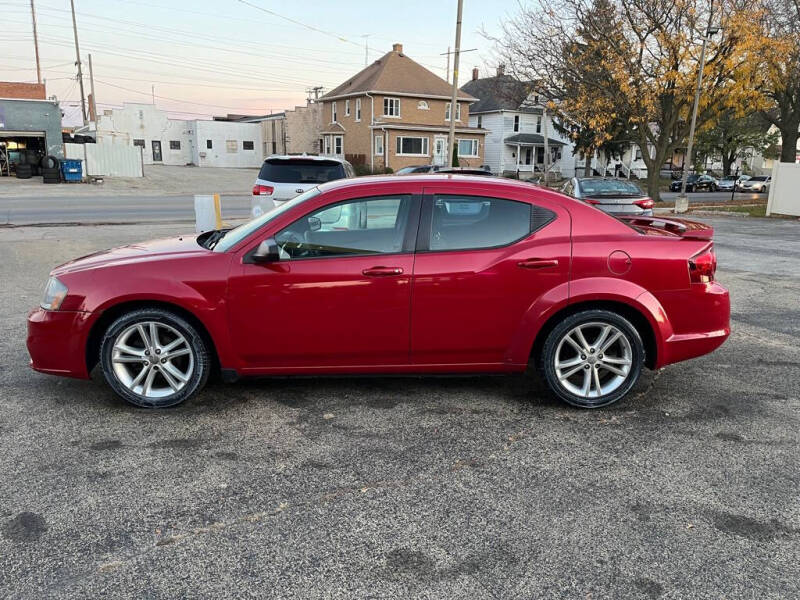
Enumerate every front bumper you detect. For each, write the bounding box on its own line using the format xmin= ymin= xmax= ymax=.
xmin=27 ymin=308 xmax=93 ymax=379
xmin=656 ymin=282 xmax=730 ymax=368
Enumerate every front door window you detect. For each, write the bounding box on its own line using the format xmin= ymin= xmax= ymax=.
xmin=433 ymin=137 xmax=447 ymax=166
xmin=151 ymin=140 xmax=162 ymax=162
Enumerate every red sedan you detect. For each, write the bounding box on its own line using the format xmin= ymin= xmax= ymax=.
xmin=27 ymin=176 xmax=730 ymax=409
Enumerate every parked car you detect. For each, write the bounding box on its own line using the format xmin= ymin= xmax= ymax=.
xmin=669 ymin=174 xmax=718 ymax=192
xmin=561 ymin=177 xmax=654 ymax=215
xmin=437 ymin=167 xmax=494 ymax=176
xmin=27 ymin=176 xmax=730 ymax=410
xmin=395 ymin=165 xmax=442 ymax=175
xmin=737 ymin=175 xmax=771 ymax=193
xmin=251 ymin=155 xmax=355 ymax=217
xmin=717 ymin=174 xmax=750 ymax=192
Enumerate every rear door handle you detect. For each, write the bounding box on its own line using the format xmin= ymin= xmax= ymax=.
xmin=517 ymin=258 xmax=559 ymax=269
xmin=362 ymin=266 xmax=404 ymax=277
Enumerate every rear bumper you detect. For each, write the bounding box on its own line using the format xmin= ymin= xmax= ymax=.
xmin=26 ymin=308 xmax=93 ymax=379
xmin=656 ymin=282 xmax=730 ymax=368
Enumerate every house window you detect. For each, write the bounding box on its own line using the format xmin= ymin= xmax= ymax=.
xmin=226 ymin=140 xmax=237 ymax=153
xmin=345 ymin=99 xmax=350 ymax=116
xmin=169 ymin=140 xmax=181 ymax=150
xmin=355 ymin=98 xmax=361 ymax=121
xmin=536 ymin=116 xmax=542 ymax=134
xmin=477 ymin=115 xmax=482 ymax=129
xmin=272 ymin=141 xmax=277 ymax=154
xmin=418 ymin=100 xmax=429 ymax=110
xmin=457 ymin=139 xmax=479 ymax=157
xmin=374 ymin=134 xmax=384 ymax=156
xmin=243 ymin=140 xmax=254 ymax=150
xmin=206 ymin=139 xmax=212 ymax=149
xmin=396 ymin=136 xmax=429 ymax=156
xmin=334 ymin=135 xmax=343 ymax=155
xmin=445 ymin=103 xmax=461 ymax=121
xmin=332 ymin=102 xmax=337 ymax=122
xmin=635 ymin=147 xmax=643 ymax=160
xmin=514 ymin=115 xmax=520 ymax=132
xmin=133 ymin=139 xmax=145 ymax=148
xmin=533 ymin=95 xmax=540 ymax=104
xmin=384 ymin=97 xmax=400 ymax=117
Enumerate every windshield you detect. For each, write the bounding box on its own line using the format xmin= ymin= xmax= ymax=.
xmin=749 ymin=176 xmax=767 ymax=181
xmin=396 ymin=166 xmax=422 ymax=175
xmin=213 ymin=188 xmax=321 ymax=252
xmin=579 ymin=179 xmax=643 ymax=196
xmin=258 ymin=159 xmax=345 ymax=184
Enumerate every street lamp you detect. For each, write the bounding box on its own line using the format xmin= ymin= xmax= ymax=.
xmin=675 ymin=17 xmax=721 ymax=213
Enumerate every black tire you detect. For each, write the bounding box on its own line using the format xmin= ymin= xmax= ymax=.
xmin=40 ymin=155 xmax=59 ymax=169
xmin=99 ymin=308 xmax=211 ymax=408
xmin=41 ymin=167 xmax=60 ymax=178
xmin=16 ymin=164 xmax=32 ymax=179
xmin=539 ymin=309 xmax=645 ymax=409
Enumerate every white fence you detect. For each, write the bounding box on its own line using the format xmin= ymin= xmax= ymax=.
xmin=64 ymin=142 xmax=143 ymax=178
xmin=766 ymin=162 xmax=800 ymax=217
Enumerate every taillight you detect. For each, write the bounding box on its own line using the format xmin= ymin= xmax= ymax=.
xmin=689 ymin=246 xmax=716 ymax=283
xmin=252 ymin=184 xmax=274 ymax=196
xmin=634 ymin=197 xmax=654 ymax=209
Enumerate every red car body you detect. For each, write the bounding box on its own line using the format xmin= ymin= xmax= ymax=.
xmin=27 ymin=176 xmax=729 ymax=393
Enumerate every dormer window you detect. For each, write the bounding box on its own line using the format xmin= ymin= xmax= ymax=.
xmin=417 ymin=100 xmax=429 ymax=110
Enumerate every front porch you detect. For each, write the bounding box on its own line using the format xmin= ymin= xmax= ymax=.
xmin=503 ymin=133 xmax=568 ymax=179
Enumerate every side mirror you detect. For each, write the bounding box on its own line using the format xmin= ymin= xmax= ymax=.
xmin=249 ymin=237 xmax=280 ymax=263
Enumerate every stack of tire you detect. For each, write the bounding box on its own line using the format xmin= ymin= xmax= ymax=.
xmin=14 ymin=152 xmax=37 ymax=179
xmin=40 ymin=155 xmax=60 ymax=184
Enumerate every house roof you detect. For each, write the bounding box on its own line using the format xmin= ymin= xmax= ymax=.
xmin=504 ymin=133 xmax=565 ymax=146
xmin=460 ymin=75 xmax=534 ymax=113
xmin=322 ymin=44 xmax=476 ymax=102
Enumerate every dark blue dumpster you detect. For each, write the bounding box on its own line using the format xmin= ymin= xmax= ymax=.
xmin=60 ymin=159 xmax=83 ymax=182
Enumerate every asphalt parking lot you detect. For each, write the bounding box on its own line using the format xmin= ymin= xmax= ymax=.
xmin=1 ymin=216 xmax=798 ymax=599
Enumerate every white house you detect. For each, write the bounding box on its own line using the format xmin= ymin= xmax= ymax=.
xmin=461 ymin=67 xmax=576 ymax=178
xmin=89 ymin=103 xmax=264 ymax=168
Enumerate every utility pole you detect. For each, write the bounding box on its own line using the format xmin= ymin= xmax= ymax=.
xmin=361 ymin=34 xmax=370 ymax=67
xmin=677 ymin=1 xmax=720 ymax=213
xmin=88 ymin=53 xmax=97 ymax=122
xmin=69 ymin=0 xmax=87 ymax=125
xmin=152 ymin=84 xmax=155 ymax=106
xmin=447 ymin=0 xmax=465 ymax=166
xmin=30 ymin=0 xmax=41 ymax=84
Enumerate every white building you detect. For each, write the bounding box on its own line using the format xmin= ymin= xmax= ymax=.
xmin=461 ymin=67 xmax=576 ymax=178
xmin=90 ymin=103 xmax=264 ymax=168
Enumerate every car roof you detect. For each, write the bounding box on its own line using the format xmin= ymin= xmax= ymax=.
xmin=317 ymin=173 xmax=560 ymax=197
xmin=263 ymin=154 xmax=348 ymax=164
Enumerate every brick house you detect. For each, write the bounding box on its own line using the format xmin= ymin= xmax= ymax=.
xmin=319 ymin=43 xmax=486 ymax=172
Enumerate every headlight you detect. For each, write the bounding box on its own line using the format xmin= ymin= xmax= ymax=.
xmin=41 ymin=277 xmax=68 ymax=311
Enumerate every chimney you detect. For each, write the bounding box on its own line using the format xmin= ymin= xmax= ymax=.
xmin=392 ymin=43 xmax=403 ymax=53
xmin=497 ymin=64 xmax=505 ymax=76
xmin=472 ymin=67 xmax=479 ymax=81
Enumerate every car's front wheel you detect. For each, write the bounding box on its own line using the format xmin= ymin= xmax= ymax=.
xmin=540 ymin=310 xmax=645 ymax=408
xmin=100 ymin=308 xmax=210 ymax=408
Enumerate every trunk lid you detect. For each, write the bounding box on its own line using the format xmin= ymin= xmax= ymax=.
xmin=618 ymin=215 xmax=714 ymax=240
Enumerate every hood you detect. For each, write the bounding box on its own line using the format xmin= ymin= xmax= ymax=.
xmin=52 ymin=234 xmax=209 ymax=275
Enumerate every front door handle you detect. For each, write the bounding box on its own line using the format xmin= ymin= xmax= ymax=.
xmin=362 ymin=266 xmax=404 ymax=277
xmin=517 ymin=258 xmax=559 ymax=269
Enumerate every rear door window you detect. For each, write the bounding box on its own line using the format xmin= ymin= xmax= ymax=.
xmin=426 ymin=195 xmax=535 ymax=251
xmin=258 ymin=159 xmax=346 ymax=184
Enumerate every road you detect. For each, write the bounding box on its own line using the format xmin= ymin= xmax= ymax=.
xmin=0 ymin=190 xmax=767 ymax=226
xmin=1 ymin=216 xmax=798 ymax=598
xmin=0 ymin=194 xmax=253 ymax=225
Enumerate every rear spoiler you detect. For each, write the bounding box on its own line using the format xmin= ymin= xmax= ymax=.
xmin=618 ymin=215 xmax=714 ymax=240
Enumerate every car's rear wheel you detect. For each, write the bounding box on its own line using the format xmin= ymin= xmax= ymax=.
xmin=540 ymin=310 xmax=644 ymax=408
xmin=100 ymin=308 xmax=210 ymax=408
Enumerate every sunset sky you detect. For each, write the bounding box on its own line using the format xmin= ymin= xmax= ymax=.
xmin=2 ymin=0 xmax=519 ymax=125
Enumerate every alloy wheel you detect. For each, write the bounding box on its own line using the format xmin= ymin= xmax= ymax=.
xmin=553 ymin=321 xmax=633 ymax=399
xmin=111 ymin=321 xmax=195 ymax=399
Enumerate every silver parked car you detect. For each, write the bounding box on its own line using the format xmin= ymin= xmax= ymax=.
xmin=717 ymin=174 xmax=750 ymax=192
xmin=737 ymin=175 xmax=771 ymax=193
xmin=561 ymin=177 xmax=654 ymax=216
xmin=251 ymin=155 xmax=355 ymax=217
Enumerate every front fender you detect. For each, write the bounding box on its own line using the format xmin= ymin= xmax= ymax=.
xmin=506 ymin=277 xmax=673 ymax=367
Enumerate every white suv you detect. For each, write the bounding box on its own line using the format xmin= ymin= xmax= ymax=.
xmin=251 ymin=155 xmax=355 ymax=217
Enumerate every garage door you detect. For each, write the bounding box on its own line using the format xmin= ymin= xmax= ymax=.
xmin=0 ymin=130 xmax=46 ymax=138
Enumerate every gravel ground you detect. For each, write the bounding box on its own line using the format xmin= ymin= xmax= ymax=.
xmin=0 ymin=217 xmax=798 ymax=599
